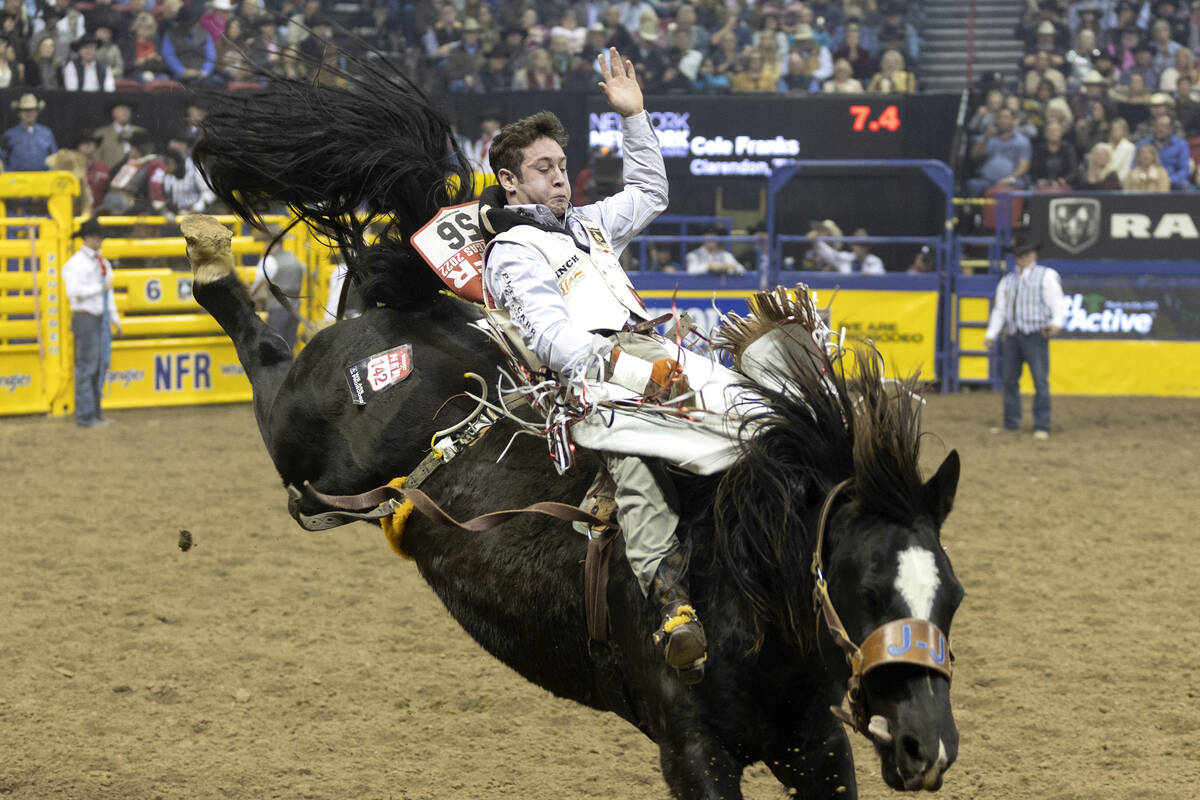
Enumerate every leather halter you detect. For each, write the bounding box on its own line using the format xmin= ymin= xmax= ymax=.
xmin=810 ymin=478 xmax=954 ymax=738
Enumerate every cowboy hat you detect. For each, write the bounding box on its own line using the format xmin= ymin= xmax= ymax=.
xmin=77 ymin=218 xmax=105 ymax=239
xmin=208 ymin=0 xmax=234 ymax=10
xmin=1148 ymin=91 xmax=1175 ymax=105
xmin=462 ymin=16 xmax=481 ymax=31
xmin=1082 ymin=69 xmax=1107 ymax=84
xmin=1008 ymin=234 xmax=1040 ymax=255
xmin=11 ymin=93 xmax=45 ymax=111
xmin=71 ymin=34 xmax=99 ymax=50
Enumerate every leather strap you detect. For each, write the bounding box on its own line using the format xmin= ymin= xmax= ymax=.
xmin=584 ymin=528 xmax=618 ymax=643
xmin=303 ymin=481 xmax=609 ymax=532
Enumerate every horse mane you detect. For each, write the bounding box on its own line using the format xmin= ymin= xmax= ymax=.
xmin=711 ymin=345 xmax=926 ymax=651
xmin=192 ymin=43 xmax=473 ymax=311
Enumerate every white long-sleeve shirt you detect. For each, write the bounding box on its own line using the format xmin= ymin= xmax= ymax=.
xmin=483 ymin=110 xmax=668 ymax=374
xmin=985 ymin=263 xmax=1066 ymax=340
xmin=812 ymin=239 xmax=886 ymax=275
xmin=62 ymin=245 xmax=119 ymax=321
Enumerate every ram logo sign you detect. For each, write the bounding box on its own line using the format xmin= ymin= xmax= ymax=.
xmin=1048 ymin=198 xmax=1101 ymax=254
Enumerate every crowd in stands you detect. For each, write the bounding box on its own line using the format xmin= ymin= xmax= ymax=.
xmin=0 ymin=0 xmax=926 ymax=96
xmin=967 ymin=0 xmax=1200 ymax=195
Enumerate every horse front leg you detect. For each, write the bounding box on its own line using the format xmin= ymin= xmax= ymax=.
xmin=658 ymin=728 xmax=744 ymax=800
xmin=181 ymin=215 xmax=293 ymax=446
xmin=764 ymin=720 xmax=858 ymax=799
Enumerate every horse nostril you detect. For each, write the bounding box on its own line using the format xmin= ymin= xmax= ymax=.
xmin=900 ymin=733 xmax=924 ymax=765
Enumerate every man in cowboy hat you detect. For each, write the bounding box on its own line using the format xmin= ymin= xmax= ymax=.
xmin=62 ymin=218 xmax=122 ymax=428
xmin=984 ymin=234 xmax=1065 ymax=440
xmin=1 ymin=94 xmax=57 ymax=172
xmin=62 ymin=34 xmax=116 ymax=92
xmin=93 ymin=99 xmax=147 ymax=169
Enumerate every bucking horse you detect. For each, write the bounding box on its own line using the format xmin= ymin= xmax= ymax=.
xmin=183 ymin=51 xmax=964 ymax=799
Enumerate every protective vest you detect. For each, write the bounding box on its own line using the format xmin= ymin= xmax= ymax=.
xmin=484 ymin=217 xmax=649 ymax=334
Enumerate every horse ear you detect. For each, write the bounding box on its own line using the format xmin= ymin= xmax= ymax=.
xmin=923 ymin=449 xmax=960 ymax=529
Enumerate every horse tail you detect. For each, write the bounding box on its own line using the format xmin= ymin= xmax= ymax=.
xmin=192 ymin=49 xmax=474 ymax=311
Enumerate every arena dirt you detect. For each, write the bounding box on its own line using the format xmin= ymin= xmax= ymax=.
xmin=1 ymin=392 xmax=1197 ymax=799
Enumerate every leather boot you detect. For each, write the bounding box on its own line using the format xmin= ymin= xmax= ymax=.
xmin=649 ymin=549 xmax=707 ymax=684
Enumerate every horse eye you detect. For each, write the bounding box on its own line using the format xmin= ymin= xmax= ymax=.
xmin=859 ymin=585 xmax=885 ymax=614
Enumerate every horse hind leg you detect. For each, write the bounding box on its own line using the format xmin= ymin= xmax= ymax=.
xmin=180 ymin=214 xmax=292 ymax=442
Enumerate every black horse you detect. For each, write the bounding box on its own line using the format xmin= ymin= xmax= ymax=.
xmin=185 ymin=58 xmax=964 ymax=799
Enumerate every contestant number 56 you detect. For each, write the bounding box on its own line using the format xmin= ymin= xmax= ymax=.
xmin=849 ymin=105 xmax=901 ymax=132
xmin=436 ymin=211 xmax=482 ymax=250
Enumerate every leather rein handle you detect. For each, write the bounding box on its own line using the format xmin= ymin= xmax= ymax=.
xmin=303 ymin=481 xmax=610 ymax=533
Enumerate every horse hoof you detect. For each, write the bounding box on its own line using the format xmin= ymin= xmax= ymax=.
xmin=180 ymin=214 xmax=236 ymax=286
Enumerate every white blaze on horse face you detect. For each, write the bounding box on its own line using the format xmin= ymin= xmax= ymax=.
xmin=895 ymin=546 xmax=939 ymax=619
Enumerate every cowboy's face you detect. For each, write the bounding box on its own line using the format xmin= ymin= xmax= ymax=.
xmin=19 ymin=108 xmax=38 ymax=124
xmin=112 ymin=104 xmax=131 ymax=123
xmin=499 ymin=136 xmax=570 ymax=219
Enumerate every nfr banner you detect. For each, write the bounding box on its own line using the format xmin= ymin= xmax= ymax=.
xmin=1029 ymin=193 xmax=1200 ymax=260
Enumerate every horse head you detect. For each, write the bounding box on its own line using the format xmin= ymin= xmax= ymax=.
xmin=821 ymin=449 xmax=962 ymax=791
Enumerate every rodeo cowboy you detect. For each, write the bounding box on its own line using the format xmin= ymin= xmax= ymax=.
xmin=478 ymin=49 xmax=750 ymax=683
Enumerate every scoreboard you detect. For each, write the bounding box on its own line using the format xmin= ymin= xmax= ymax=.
xmin=587 ymin=94 xmax=958 ymax=178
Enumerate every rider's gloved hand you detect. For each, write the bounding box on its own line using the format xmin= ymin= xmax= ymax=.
xmin=608 ymin=348 xmax=691 ymax=401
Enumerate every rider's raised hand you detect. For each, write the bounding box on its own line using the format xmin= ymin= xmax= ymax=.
xmin=597 ymin=47 xmax=644 ymax=118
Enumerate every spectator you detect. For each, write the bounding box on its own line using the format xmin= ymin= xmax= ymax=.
xmin=791 ymin=23 xmax=833 ymax=84
xmin=1022 ymin=20 xmax=1065 ymax=69
xmin=512 ymin=47 xmax=560 ymax=89
xmin=1109 ymin=25 xmax=1142 ymax=73
xmin=83 ymin=0 xmax=121 ymax=37
xmin=1070 ymin=141 xmax=1123 ymax=189
xmin=470 ymin=111 xmax=502 ymax=175
xmin=62 ymin=218 xmax=121 ymax=428
xmin=693 ymin=56 xmax=730 ymax=93
xmin=878 ymin=1 xmax=919 ymax=66
xmin=1030 ymin=119 xmax=1079 ymax=188
xmin=94 ymin=100 xmax=145 ymax=167
xmin=1074 ymin=96 xmax=1116 ymax=154
xmin=1023 ymin=50 xmax=1067 ymax=96
xmin=478 ymin=44 xmax=514 ymax=92
xmin=1136 ymin=113 xmax=1192 ymax=189
xmin=0 ymin=38 xmax=17 ymax=88
xmin=100 ymin=130 xmax=167 ymax=213
xmin=906 ymin=244 xmax=935 ymax=274
xmin=1158 ymin=46 xmax=1198 ymax=91
xmin=517 ymin=7 xmax=547 ymax=49
xmin=984 ymin=234 xmax=1065 ymax=440
xmin=422 ymin=3 xmax=461 ymax=59
xmin=969 ymin=89 xmax=1008 ymax=140
xmin=823 ymin=58 xmax=863 ymax=93
xmin=122 ymin=12 xmax=165 ymax=82
xmin=1107 ymin=116 xmax=1137 ymax=180
xmin=1092 ymin=47 xmax=1121 ymax=85
xmin=445 ymin=16 xmax=486 ymax=91
xmin=1176 ymin=76 xmax=1200 ymax=135
xmin=1153 ymin=0 xmax=1190 ymax=44
xmin=1110 ymin=70 xmax=1151 ymax=101
xmin=2 ymin=93 xmax=56 ymax=171
xmin=1124 ymin=40 xmax=1160 ymax=89
xmin=1071 ymin=67 xmax=1110 ymax=121
xmin=832 ymin=21 xmax=876 ymax=83
xmin=200 ymin=0 xmax=233 ymax=44
xmin=247 ymin=16 xmax=282 ymax=75
xmin=738 ymin=220 xmax=770 ymax=272
xmin=1149 ymin=18 xmax=1182 ymax=74
xmin=249 ymin=228 xmax=305 ymax=351
xmin=867 ymin=49 xmax=915 ymax=93
xmin=598 ymin=5 xmax=635 ymax=54
xmin=686 ymin=226 xmax=744 ymax=274
xmin=615 ymin=0 xmax=656 ymax=36
xmin=801 ymin=218 xmax=842 ymax=269
xmin=968 ymin=106 xmax=1032 ymax=196
xmin=626 ymin=11 xmax=666 ymax=84
xmin=550 ymin=8 xmax=585 ymax=53
xmin=667 ymin=26 xmax=703 ymax=83
xmin=75 ymin=130 xmax=111 ymax=207
xmin=63 ymin=34 xmax=115 ymax=91
xmin=808 ymin=226 xmax=885 ymax=274
xmin=22 ymin=33 xmax=61 ymax=89
xmin=92 ymin=25 xmax=124 ymax=77
xmin=1063 ymin=28 xmax=1099 ymax=89
xmin=1122 ymin=141 xmax=1173 ymax=190
xmin=673 ymin=4 xmax=708 ymax=53
xmin=753 ymin=10 xmax=788 ymax=57
xmin=733 ymin=48 xmax=778 ymax=92
xmin=162 ymin=6 xmax=218 ymax=84
xmin=1133 ymin=91 xmax=1185 ymax=137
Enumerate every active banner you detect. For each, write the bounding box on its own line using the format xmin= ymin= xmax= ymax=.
xmin=1029 ymin=193 xmax=1200 ymax=260
xmin=1059 ymin=284 xmax=1200 ymax=341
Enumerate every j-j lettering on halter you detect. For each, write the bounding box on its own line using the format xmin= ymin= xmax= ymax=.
xmin=811 ymin=478 xmax=954 ymax=736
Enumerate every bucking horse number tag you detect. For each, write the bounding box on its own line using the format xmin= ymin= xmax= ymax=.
xmin=346 ymin=343 xmax=413 ymax=405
